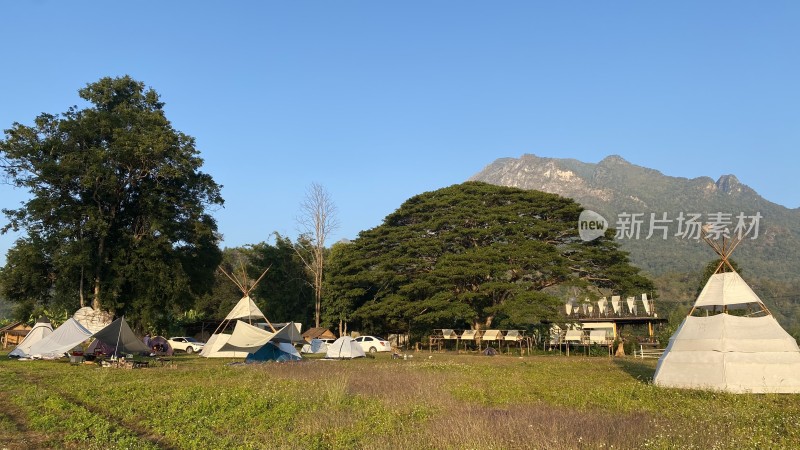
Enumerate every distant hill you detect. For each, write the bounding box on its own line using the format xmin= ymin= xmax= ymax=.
xmin=471 ymin=154 xmax=800 ymax=334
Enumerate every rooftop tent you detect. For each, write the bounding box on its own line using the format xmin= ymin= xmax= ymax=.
xmin=9 ymin=317 xmax=53 ymax=358
xmin=246 ymin=341 xmax=301 ymax=363
xmin=92 ymin=317 xmax=151 ymax=356
xmin=653 ymin=232 xmax=800 ymax=393
xmin=27 ymin=318 xmax=93 ymax=359
xmin=325 ymin=336 xmax=365 ymax=359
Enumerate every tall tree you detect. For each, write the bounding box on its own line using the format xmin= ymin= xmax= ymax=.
xmin=295 ymin=183 xmax=338 ymax=328
xmin=0 ymin=76 xmax=223 ymax=326
xmin=326 ymin=182 xmax=654 ymax=335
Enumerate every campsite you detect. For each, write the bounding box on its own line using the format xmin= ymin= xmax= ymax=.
xmin=1 ymin=350 xmax=799 ymax=450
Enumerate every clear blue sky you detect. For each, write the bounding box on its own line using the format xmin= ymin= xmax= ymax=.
xmin=1 ymin=2 xmax=798 ymax=266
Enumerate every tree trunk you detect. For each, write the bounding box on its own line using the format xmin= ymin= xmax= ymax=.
xmin=92 ymin=237 xmax=105 ymax=310
xmin=79 ymin=266 xmax=85 ymax=308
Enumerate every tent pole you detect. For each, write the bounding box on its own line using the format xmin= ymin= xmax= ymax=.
xmin=114 ymin=316 xmax=124 ymax=357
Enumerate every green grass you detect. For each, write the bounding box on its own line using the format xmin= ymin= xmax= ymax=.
xmin=1 ymin=352 xmax=799 ymax=449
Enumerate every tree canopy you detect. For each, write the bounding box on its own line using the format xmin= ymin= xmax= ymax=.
xmin=0 ymin=76 xmax=223 ymax=329
xmin=325 ymin=182 xmax=654 ymax=335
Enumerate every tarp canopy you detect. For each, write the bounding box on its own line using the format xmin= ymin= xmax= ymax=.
xmin=246 ymin=341 xmax=301 ymax=363
xmin=219 ymin=320 xmax=275 ymax=353
xmin=271 ymin=322 xmax=304 ymax=344
xmin=9 ymin=318 xmax=53 ymax=358
xmin=92 ymin=317 xmax=151 ymax=356
xmin=200 ymin=333 xmax=251 ymax=358
xmin=28 ymin=318 xmax=92 ymax=359
xmin=325 ymin=336 xmax=365 ymax=359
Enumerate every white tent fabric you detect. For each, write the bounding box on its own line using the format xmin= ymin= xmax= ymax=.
xmin=325 ymin=336 xmax=365 ymax=359
xmin=9 ymin=320 xmax=53 ymax=358
xmin=200 ymin=333 xmax=250 ymax=358
xmin=564 ymin=330 xmax=582 ymax=342
xmin=694 ymin=272 xmax=762 ymax=310
xmin=224 ymin=296 xmax=266 ymax=320
xmin=27 ymin=318 xmax=92 ymax=360
xmin=626 ymin=296 xmax=637 ymax=315
xmin=663 ymin=315 xmax=800 ymax=353
xmin=654 ymin=271 xmax=800 ymax=393
xmin=301 ymin=338 xmax=330 ymax=354
xmin=597 ymin=297 xmax=607 ymax=315
xmin=201 ymin=294 xmax=270 ymax=358
xmin=270 ymin=322 xmax=305 ymax=344
xmin=611 ymin=296 xmax=621 ymax=314
xmin=218 ymin=320 xmax=275 ymax=353
xmin=589 ymin=330 xmax=609 ymax=344
xmin=641 ymin=293 xmax=651 ymax=315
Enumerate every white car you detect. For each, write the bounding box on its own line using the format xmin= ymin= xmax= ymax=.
xmin=167 ymin=337 xmax=205 ymax=354
xmin=354 ymin=335 xmax=392 ymax=353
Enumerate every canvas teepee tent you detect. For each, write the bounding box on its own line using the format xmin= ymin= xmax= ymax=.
xmin=653 ymin=232 xmax=800 ymax=393
xmin=9 ymin=317 xmax=53 ymax=358
xmin=200 ymin=265 xmax=277 ymax=358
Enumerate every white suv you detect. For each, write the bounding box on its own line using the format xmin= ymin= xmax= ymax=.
xmin=167 ymin=337 xmax=205 ymax=354
xmin=354 ymin=335 xmax=392 ymax=353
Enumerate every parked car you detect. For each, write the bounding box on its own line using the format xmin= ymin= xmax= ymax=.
xmin=354 ymin=335 xmax=392 ymax=353
xmin=167 ymin=337 xmax=205 ymax=354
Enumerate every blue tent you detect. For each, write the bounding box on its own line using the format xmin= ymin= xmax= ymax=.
xmin=245 ymin=341 xmax=301 ymax=363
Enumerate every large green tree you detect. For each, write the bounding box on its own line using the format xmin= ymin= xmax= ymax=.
xmin=0 ymin=76 xmax=223 ymax=328
xmin=325 ymin=182 xmax=654 ymax=335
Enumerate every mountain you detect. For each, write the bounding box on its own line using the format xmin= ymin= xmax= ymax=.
xmin=471 ymin=154 xmax=800 ymax=334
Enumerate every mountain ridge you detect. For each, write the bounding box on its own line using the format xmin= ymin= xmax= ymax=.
xmin=470 ymin=153 xmax=800 ymax=332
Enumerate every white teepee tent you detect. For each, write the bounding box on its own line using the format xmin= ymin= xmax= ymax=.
xmin=200 ymin=265 xmax=277 ymax=358
xmin=653 ymin=232 xmax=800 ymax=393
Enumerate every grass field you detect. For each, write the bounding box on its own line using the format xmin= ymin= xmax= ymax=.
xmin=1 ymin=351 xmax=798 ymax=450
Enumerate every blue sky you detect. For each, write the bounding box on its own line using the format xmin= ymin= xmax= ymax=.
xmin=1 ymin=2 xmax=798 ymax=265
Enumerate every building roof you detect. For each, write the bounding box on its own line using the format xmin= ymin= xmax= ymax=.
xmin=302 ymin=327 xmax=336 ymax=340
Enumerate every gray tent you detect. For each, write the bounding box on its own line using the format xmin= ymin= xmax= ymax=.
xmin=92 ymin=317 xmax=151 ymax=356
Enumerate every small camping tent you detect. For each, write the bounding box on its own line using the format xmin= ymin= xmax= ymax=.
xmin=325 ymin=336 xmax=365 ymax=359
xmin=91 ymin=317 xmax=151 ymax=356
xmin=246 ymin=341 xmax=301 ymax=363
xmin=149 ymin=336 xmax=174 ymax=356
xmin=27 ymin=318 xmax=93 ymax=359
xmin=9 ymin=317 xmax=53 ymax=358
xmin=301 ymin=338 xmax=330 ymax=354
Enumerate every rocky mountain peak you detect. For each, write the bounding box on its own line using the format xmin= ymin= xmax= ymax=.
xmin=716 ymin=174 xmax=741 ymax=194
